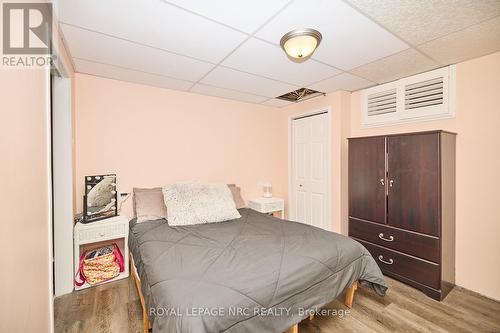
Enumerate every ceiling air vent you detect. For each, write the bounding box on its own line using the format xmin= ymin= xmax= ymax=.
xmin=405 ymin=77 xmax=443 ymax=110
xmin=367 ymin=89 xmax=397 ymax=116
xmin=276 ymin=88 xmax=325 ymax=102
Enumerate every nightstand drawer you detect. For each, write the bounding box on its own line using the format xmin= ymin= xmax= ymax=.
xmin=263 ymin=201 xmax=283 ymax=212
xmin=248 ymin=199 xmax=284 ymax=213
xmin=78 ymin=224 xmax=126 ymax=242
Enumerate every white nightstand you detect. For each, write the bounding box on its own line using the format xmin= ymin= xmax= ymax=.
xmin=248 ymin=197 xmax=285 ymax=219
xmin=74 ymin=215 xmax=130 ymax=290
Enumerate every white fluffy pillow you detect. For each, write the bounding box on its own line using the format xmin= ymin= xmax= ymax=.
xmin=163 ymin=182 xmax=241 ymax=226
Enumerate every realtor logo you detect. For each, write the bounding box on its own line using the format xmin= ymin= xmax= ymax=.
xmin=2 ymin=2 xmax=52 ymax=54
xmin=1 ymin=2 xmax=55 ymax=67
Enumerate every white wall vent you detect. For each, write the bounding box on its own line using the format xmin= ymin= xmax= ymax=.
xmin=367 ymin=89 xmax=397 ymax=116
xmin=362 ymin=66 xmax=455 ymax=127
xmin=405 ymin=77 xmax=443 ymax=110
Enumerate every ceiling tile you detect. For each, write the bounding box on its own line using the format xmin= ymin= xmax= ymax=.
xmin=351 ymin=48 xmax=440 ymax=84
xmin=417 ymin=17 xmax=500 ymax=65
xmin=261 ymin=99 xmax=295 ymax=107
xmin=190 ymin=84 xmax=269 ymax=104
xmin=164 ymin=0 xmax=290 ymax=33
xmin=200 ymin=66 xmax=298 ymax=98
xmin=255 ymin=0 xmax=408 ymax=70
xmin=61 ymin=24 xmax=214 ymax=82
xmin=346 ymin=0 xmax=500 ymax=45
xmin=222 ymin=38 xmax=341 ymax=86
xmin=308 ymin=73 xmax=374 ymax=93
xmin=74 ymin=58 xmax=194 ymax=91
xmin=58 ymin=0 xmax=247 ymax=63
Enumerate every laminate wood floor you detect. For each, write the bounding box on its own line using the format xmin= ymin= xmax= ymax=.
xmin=54 ymin=276 xmax=500 ymax=333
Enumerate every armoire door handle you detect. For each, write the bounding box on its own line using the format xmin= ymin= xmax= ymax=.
xmin=379 ymin=178 xmax=385 ymax=186
xmin=378 ymin=233 xmax=394 ymax=242
xmin=378 ymin=255 xmax=394 ymax=265
xmin=389 ymin=179 xmax=394 ymax=187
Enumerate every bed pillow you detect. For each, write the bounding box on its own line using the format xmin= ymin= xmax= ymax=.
xmin=133 ymin=187 xmax=168 ymax=223
xmin=163 ymin=182 xmax=241 ymax=226
xmin=227 ymin=184 xmax=246 ymax=209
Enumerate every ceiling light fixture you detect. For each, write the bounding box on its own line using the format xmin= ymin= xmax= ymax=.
xmin=280 ymin=28 xmax=322 ymax=63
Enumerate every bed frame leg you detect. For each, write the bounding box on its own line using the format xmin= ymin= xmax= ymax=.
xmin=131 ymin=252 xmax=151 ymax=333
xmin=283 ymin=280 xmax=356 ymax=333
xmin=344 ymin=281 xmax=358 ymax=308
xmin=284 ymin=323 xmax=299 ymax=333
xmin=142 ymin=310 xmax=150 ymax=333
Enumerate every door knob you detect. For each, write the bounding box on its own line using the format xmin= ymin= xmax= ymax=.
xmin=379 ymin=178 xmax=385 ymax=186
xmin=389 ymin=179 xmax=394 ymax=187
xmin=299 ymin=184 xmax=303 ymax=187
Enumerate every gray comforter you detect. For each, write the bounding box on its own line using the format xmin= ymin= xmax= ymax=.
xmin=129 ymin=208 xmax=387 ymax=333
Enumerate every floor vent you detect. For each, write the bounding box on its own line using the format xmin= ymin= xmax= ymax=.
xmin=276 ymin=87 xmax=325 ymax=102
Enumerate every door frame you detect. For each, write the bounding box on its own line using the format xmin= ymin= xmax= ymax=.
xmin=52 ymin=73 xmax=74 ymax=296
xmin=288 ymin=107 xmax=332 ymax=230
xmin=51 ymin=45 xmax=74 ymax=297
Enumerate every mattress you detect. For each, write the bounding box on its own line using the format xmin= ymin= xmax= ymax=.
xmin=129 ymin=208 xmax=387 ymax=333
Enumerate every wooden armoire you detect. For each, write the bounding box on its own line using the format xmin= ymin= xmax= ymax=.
xmin=348 ymin=131 xmax=456 ymax=300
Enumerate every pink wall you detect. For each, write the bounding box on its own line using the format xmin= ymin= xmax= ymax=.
xmin=0 ymin=68 xmax=52 ymax=332
xmin=283 ymin=51 xmax=500 ymax=300
xmin=74 ymin=74 xmax=288 ymax=216
xmin=0 ymin=11 xmax=75 ymax=330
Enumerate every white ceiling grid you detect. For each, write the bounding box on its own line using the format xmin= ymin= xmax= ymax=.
xmin=57 ymin=0 xmax=500 ymax=106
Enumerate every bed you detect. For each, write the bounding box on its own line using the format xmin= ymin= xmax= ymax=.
xmin=129 ymin=208 xmax=387 ymax=333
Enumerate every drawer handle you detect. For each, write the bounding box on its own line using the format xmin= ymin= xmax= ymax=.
xmin=99 ymin=232 xmax=105 ymax=237
xmin=378 ymin=233 xmax=394 ymax=242
xmin=378 ymin=255 xmax=394 ymax=265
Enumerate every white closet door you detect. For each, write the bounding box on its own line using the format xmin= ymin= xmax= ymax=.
xmin=292 ymin=113 xmax=329 ymax=230
xmin=292 ymin=117 xmax=311 ymax=224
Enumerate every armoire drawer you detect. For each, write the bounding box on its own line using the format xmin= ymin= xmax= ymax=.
xmin=356 ymin=239 xmax=441 ymax=290
xmin=349 ymin=218 xmax=440 ymax=263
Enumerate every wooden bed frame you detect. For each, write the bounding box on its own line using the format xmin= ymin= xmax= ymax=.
xmin=130 ymin=252 xmax=358 ymax=333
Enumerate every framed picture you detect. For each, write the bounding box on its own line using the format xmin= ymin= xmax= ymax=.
xmin=83 ymin=174 xmax=118 ymax=223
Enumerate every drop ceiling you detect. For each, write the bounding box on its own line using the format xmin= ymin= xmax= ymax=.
xmin=56 ymin=0 xmax=500 ymax=106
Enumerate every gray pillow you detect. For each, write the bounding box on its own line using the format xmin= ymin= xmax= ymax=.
xmin=133 ymin=187 xmax=167 ymax=223
xmin=227 ymin=184 xmax=246 ymax=209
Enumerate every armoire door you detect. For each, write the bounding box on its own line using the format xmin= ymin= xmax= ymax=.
xmin=387 ymin=133 xmax=440 ymax=236
xmin=349 ymin=136 xmax=386 ymax=224
xmin=291 ymin=113 xmax=329 ymax=230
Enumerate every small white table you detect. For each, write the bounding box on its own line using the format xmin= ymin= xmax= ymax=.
xmin=248 ymin=197 xmax=285 ymax=219
xmin=73 ymin=215 xmax=129 ymax=290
